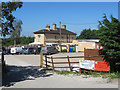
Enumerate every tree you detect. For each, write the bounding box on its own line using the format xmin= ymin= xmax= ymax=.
xmin=2 ymin=38 xmax=14 ymax=47
xmin=10 ymin=19 xmax=23 ymax=45
xmin=1 ymin=1 xmax=23 ymax=71
xmin=2 ymin=36 xmax=34 ymax=47
xmin=1 ymin=1 xmax=23 ymax=37
xmin=98 ymin=14 xmax=120 ymax=72
xmin=77 ymin=29 xmax=99 ymax=39
xmin=19 ymin=36 xmax=34 ymax=45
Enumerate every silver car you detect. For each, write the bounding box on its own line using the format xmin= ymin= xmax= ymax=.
xmin=41 ymin=46 xmax=58 ymax=55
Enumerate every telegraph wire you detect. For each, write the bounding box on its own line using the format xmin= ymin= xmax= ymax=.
xmin=62 ymin=22 xmax=99 ymax=25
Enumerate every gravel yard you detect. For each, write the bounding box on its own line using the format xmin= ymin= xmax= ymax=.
xmin=1 ymin=53 xmax=118 ymax=88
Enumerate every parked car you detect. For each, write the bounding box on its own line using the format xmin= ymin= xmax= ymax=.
xmin=11 ymin=47 xmax=23 ymax=54
xmin=4 ymin=49 xmax=11 ymax=55
xmin=23 ymin=47 xmax=39 ymax=54
xmin=41 ymin=46 xmax=58 ymax=55
xmin=0 ymin=48 xmax=2 ymax=55
xmin=1 ymin=47 xmax=6 ymax=54
xmin=38 ymin=47 xmax=41 ymax=54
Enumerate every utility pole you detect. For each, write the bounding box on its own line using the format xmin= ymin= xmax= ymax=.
xmin=14 ymin=39 xmax=16 ymax=47
xmin=59 ymin=21 xmax=62 ymax=52
xmin=14 ymin=35 xmax=16 ymax=47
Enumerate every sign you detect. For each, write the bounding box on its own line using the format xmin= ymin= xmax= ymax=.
xmin=79 ymin=60 xmax=110 ymax=72
xmin=79 ymin=60 xmax=95 ymax=70
xmin=94 ymin=61 xmax=110 ymax=71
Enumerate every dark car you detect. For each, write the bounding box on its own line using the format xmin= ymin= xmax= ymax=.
xmin=38 ymin=47 xmax=41 ymax=54
xmin=41 ymin=46 xmax=58 ymax=55
xmin=23 ymin=47 xmax=39 ymax=54
xmin=5 ymin=49 xmax=11 ymax=55
xmin=0 ymin=48 xmax=2 ymax=55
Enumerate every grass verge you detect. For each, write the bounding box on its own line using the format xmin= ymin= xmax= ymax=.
xmin=55 ymin=71 xmax=79 ymax=75
xmin=82 ymin=71 xmax=120 ymax=79
xmin=46 ymin=70 xmax=120 ymax=79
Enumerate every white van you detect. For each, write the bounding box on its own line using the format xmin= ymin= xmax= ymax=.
xmin=11 ymin=47 xmax=23 ymax=54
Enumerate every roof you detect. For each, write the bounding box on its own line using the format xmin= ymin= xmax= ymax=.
xmin=33 ymin=28 xmax=77 ymax=35
xmin=29 ymin=42 xmax=43 ymax=45
xmin=77 ymin=39 xmax=100 ymax=42
xmin=46 ymin=43 xmax=59 ymax=45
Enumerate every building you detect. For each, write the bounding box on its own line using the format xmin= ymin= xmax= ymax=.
xmin=32 ymin=23 xmax=100 ymax=52
xmin=76 ymin=39 xmax=101 ymax=51
xmin=33 ymin=23 xmax=77 ymax=46
xmin=61 ymin=39 xmax=100 ymax=52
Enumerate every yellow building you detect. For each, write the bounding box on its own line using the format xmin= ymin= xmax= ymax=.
xmin=33 ymin=23 xmax=77 ymax=46
xmin=61 ymin=39 xmax=100 ymax=52
xmin=32 ymin=23 xmax=100 ymax=52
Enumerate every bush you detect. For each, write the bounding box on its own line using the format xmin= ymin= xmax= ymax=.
xmin=98 ymin=14 xmax=120 ymax=72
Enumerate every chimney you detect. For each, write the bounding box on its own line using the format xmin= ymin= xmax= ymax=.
xmin=52 ymin=23 xmax=56 ymax=30
xmin=62 ymin=24 xmax=66 ymax=29
xmin=46 ymin=24 xmax=50 ymax=30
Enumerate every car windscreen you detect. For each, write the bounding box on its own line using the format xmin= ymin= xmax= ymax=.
xmin=41 ymin=47 xmax=46 ymax=51
xmin=0 ymin=49 xmax=2 ymax=52
xmin=23 ymin=48 xmax=27 ymax=50
xmin=29 ymin=48 xmax=34 ymax=50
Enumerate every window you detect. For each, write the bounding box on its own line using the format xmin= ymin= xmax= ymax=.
xmin=55 ymin=36 xmax=57 ymax=39
xmin=67 ymin=36 xmax=69 ymax=39
xmin=72 ymin=37 xmax=74 ymax=40
xmin=38 ymin=35 xmax=40 ymax=39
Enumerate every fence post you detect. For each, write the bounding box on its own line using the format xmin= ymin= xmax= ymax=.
xmin=79 ymin=68 xmax=82 ymax=74
xmin=67 ymin=56 xmax=72 ymax=71
xmin=51 ymin=56 xmax=54 ymax=71
xmin=40 ymin=51 xmax=43 ymax=68
xmin=88 ymin=55 xmax=90 ymax=60
xmin=45 ymin=55 xmax=47 ymax=69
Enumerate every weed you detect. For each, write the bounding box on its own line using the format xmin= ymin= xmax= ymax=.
xmin=55 ymin=71 xmax=78 ymax=75
xmin=110 ymin=72 xmax=120 ymax=79
xmin=46 ymin=69 xmax=120 ymax=79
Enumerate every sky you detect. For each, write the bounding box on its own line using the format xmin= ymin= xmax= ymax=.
xmin=12 ymin=2 xmax=118 ymax=37
xmin=2 ymin=0 xmax=120 ymax=2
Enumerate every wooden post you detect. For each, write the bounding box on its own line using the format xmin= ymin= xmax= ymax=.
xmin=109 ymin=70 xmax=110 ymax=75
xmin=79 ymin=68 xmax=82 ymax=74
xmin=51 ymin=56 xmax=54 ymax=71
xmin=45 ymin=55 xmax=47 ymax=69
xmin=84 ymin=69 xmax=85 ymax=73
xmin=88 ymin=55 xmax=90 ymax=60
xmin=40 ymin=51 xmax=43 ymax=68
xmin=67 ymin=56 xmax=72 ymax=71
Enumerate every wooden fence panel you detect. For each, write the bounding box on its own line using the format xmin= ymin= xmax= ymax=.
xmin=43 ymin=53 xmax=107 ymax=73
xmin=84 ymin=48 xmax=104 ymax=61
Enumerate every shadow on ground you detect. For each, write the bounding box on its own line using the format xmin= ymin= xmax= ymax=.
xmin=2 ymin=65 xmax=53 ymax=87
